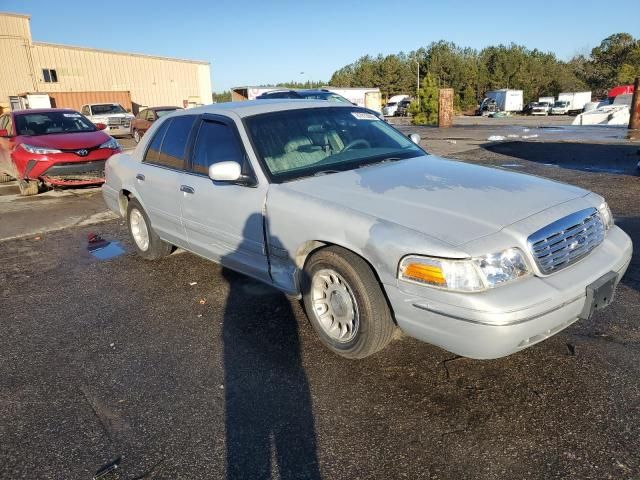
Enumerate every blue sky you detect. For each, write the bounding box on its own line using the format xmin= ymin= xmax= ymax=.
xmin=3 ymin=0 xmax=639 ymax=92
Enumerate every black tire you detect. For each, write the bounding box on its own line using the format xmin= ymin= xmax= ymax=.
xmin=133 ymin=129 xmax=141 ymax=143
xmin=302 ymin=246 xmax=396 ymax=359
xmin=0 ymin=173 xmax=13 ymax=183
xmin=126 ymin=198 xmax=172 ymax=260
xmin=17 ymin=180 xmax=39 ymax=196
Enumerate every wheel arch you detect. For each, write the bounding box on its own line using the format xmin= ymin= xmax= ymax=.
xmin=295 ymin=240 xmax=396 ymax=323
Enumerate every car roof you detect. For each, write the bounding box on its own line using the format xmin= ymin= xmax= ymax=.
xmin=171 ymin=99 xmax=356 ymax=119
xmin=298 ymin=89 xmax=333 ymax=94
xmin=12 ymin=108 xmax=79 ymax=115
xmin=149 ymin=106 xmax=182 ymax=110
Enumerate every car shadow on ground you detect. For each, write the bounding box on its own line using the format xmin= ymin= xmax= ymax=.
xmin=484 ymin=142 xmax=640 ymax=176
xmin=221 ymin=217 xmax=321 ymax=480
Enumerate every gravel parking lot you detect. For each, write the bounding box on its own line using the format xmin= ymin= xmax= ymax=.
xmin=1 ymin=116 xmax=639 ymax=479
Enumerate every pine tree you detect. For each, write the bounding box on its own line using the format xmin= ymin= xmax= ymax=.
xmin=410 ymin=74 xmax=439 ymax=125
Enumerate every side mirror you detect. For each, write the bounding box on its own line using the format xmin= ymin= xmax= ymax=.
xmin=209 ymin=161 xmax=242 ymax=182
xmin=95 ymin=123 xmax=107 ymax=131
xmin=0 ymin=129 xmax=9 ymax=137
xmin=408 ymin=133 xmax=421 ymax=144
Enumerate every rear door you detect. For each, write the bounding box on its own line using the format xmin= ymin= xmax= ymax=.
xmin=134 ymin=115 xmax=197 ymax=247
xmin=179 ymin=114 xmax=269 ymax=281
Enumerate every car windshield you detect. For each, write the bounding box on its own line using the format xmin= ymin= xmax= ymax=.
xmin=156 ymin=109 xmax=178 ymax=118
xmin=386 ymin=102 xmax=397 ymax=107
xmin=91 ymin=104 xmax=126 ymax=115
xmin=554 ymin=101 xmax=568 ymax=107
xmin=14 ymin=111 xmax=96 ymax=136
xmin=246 ymin=107 xmax=425 ymax=182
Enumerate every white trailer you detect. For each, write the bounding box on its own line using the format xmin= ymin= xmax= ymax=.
xmin=557 ymin=91 xmax=592 ymax=114
xmin=479 ymin=89 xmax=523 ymax=114
xmin=538 ymin=96 xmax=555 ymax=105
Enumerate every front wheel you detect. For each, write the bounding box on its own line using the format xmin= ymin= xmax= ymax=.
xmin=126 ymin=198 xmax=172 ymax=260
xmin=302 ymin=246 xmax=396 ymax=359
xmin=133 ymin=129 xmax=141 ymax=143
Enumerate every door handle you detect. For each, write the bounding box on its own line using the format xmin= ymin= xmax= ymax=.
xmin=180 ymin=185 xmax=195 ymax=194
xmin=135 ymin=173 xmax=145 ymax=181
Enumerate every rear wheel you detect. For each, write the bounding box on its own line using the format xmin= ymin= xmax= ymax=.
xmin=17 ymin=180 xmax=39 ymax=196
xmin=126 ymin=198 xmax=172 ymax=260
xmin=133 ymin=129 xmax=141 ymax=143
xmin=302 ymin=246 xmax=396 ymax=359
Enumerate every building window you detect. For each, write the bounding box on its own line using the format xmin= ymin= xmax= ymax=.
xmin=42 ymin=68 xmax=58 ymax=83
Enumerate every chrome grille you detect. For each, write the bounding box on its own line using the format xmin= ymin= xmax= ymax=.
xmin=107 ymin=117 xmax=129 ymax=126
xmin=527 ymin=208 xmax=605 ymax=274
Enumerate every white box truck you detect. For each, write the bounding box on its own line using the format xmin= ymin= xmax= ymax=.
xmin=557 ymin=91 xmax=591 ymax=114
xmin=478 ymin=89 xmax=523 ymax=114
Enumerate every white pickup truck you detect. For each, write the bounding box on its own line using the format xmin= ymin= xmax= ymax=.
xmin=81 ymin=103 xmax=135 ymax=137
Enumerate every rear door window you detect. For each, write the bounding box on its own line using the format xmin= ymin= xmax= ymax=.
xmin=189 ymin=120 xmax=244 ymax=175
xmin=143 ymin=116 xmax=196 ymax=169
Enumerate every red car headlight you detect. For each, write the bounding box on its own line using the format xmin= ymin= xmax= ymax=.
xmin=20 ymin=143 xmax=61 ymax=155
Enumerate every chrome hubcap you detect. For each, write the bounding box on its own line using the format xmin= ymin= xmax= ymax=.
xmin=134 ymin=130 xmax=140 ymax=143
xmin=311 ymin=269 xmax=359 ymax=342
xmin=129 ymin=208 xmax=149 ymax=251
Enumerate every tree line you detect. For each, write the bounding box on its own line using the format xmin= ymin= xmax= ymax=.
xmin=213 ymin=33 xmax=640 ymax=118
xmin=329 ymin=33 xmax=640 ymax=110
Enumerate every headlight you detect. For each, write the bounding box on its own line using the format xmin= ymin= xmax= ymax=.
xmin=597 ymin=202 xmax=614 ymax=229
xmin=20 ymin=143 xmax=61 ymax=155
xmin=399 ymin=248 xmax=531 ymax=292
xmin=99 ymin=138 xmax=120 ymax=150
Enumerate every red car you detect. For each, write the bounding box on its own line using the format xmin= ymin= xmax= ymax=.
xmin=0 ymin=108 xmax=121 ymax=195
xmin=130 ymin=106 xmax=181 ymax=143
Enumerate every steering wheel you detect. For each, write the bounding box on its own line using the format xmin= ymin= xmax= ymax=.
xmin=342 ymin=139 xmax=371 ymax=152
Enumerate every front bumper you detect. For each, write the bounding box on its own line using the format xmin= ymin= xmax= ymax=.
xmin=18 ymin=151 xmax=115 ymax=186
xmin=105 ymin=125 xmax=131 ymax=137
xmin=385 ymin=226 xmax=632 ymax=359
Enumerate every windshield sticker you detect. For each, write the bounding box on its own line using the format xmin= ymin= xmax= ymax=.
xmin=351 ymin=112 xmax=379 ymax=121
xmin=63 ymin=113 xmax=81 ymax=118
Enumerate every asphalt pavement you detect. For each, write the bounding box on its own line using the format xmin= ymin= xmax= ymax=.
xmin=1 ymin=119 xmax=640 ymax=479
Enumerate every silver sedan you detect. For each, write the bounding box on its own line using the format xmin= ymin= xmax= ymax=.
xmin=102 ymin=100 xmax=632 ymax=359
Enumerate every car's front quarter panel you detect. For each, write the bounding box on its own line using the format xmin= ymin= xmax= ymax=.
xmin=265 ymin=184 xmax=470 ymax=293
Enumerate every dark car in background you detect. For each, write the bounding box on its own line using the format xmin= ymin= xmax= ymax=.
xmin=395 ymin=99 xmax=412 ymax=117
xmin=131 ymin=106 xmax=182 ymax=143
xmin=0 ymin=108 xmax=120 ymax=195
xmin=256 ymin=88 xmax=352 ymax=103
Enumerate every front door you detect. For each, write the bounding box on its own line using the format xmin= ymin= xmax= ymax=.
xmin=179 ymin=116 xmax=269 ymax=282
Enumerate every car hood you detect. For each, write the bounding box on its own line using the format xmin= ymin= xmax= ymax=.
xmin=280 ymin=155 xmax=588 ymax=246
xmin=21 ymin=131 xmax=111 ymax=149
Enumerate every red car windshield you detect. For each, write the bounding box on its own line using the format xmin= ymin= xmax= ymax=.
xmin=15 ymin=112 xmax=96 ymax=136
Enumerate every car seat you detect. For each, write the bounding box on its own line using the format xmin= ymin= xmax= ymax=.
xmin=265 ymin=135 xmax=327 ymax=174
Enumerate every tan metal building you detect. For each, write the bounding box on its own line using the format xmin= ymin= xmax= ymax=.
xmin=0 ymin=12 xmax=212 ymax=112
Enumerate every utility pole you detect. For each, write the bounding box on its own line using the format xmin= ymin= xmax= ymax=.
xmin=629 ymin=77 xmax=640 ymax=130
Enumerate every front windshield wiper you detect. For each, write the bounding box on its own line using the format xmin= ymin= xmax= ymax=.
xmin=357 ymin=157 xmax=403 ymax=169
xmin=313 ymin=169 xmax=341 ymax=176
